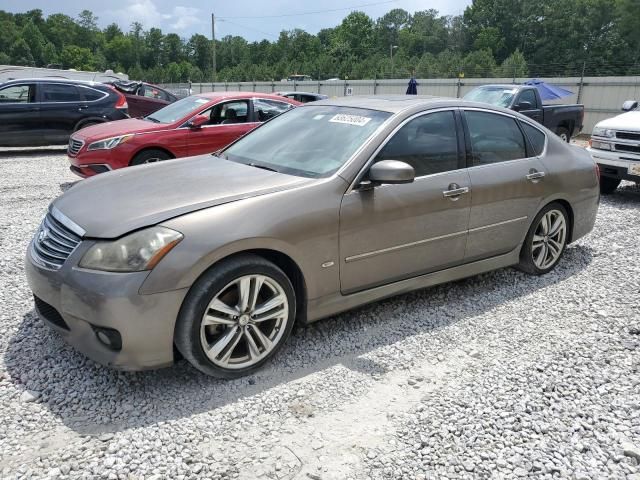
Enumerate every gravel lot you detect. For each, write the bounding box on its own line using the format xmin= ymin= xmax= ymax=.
xmin=0 ymin=148 xmax=639 ymax=480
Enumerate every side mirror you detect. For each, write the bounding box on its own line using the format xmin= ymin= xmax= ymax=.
xmin=622 ymin=100 xmax=638 ymax=112
xmin=188 ymin=114 xmax=209 ymax=129
xmin=514 ymin=101 xmax=532 ymax=111
xmin=367 ymin=160 xmax=415 ymax=186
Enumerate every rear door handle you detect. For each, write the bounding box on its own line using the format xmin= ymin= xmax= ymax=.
xmin=443 ymin=184 xmax=470 ymax=199
xmin=78 ymin=104 xmax=89 ymax=110
xmin=526 ymin=171 xmax=546 ymax=181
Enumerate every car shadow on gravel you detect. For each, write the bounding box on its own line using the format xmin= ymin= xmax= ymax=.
xmin=4 ymin=244 xmax=594 ymax=437
xmin=0 ymin=147 xmax=67 ymax=157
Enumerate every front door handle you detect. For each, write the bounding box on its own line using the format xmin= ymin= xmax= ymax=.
xmin=526 ymin=170 xmax=546 ymax=181
xmin=443 ymin=183 xmax=470 ymax=199
xmin=78 ymin=104 xmax=89 ymax=110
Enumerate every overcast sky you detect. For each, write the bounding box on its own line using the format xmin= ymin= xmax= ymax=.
xmin=0 ymin=0 xmax=472 ymax=41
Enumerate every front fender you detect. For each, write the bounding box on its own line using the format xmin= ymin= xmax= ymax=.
xmin=139 ymin=180 xmax=344 ymax=301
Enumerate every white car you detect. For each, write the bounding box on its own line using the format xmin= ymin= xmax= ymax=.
xmin=587 ymin=100 xmax=640 ymax=193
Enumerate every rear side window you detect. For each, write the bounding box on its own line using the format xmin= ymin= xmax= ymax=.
xmin=79 ymin=86 xmax=106 ymax=102
xmin=376 ymin=110 xmax=460 ymax=176
xmin=41 ymin=84 xmax=82 ymax=102
xmin=465 ymin=111 xmax=526 ymax=164
xmin=520 ymin=122 xmax=546 ymax=156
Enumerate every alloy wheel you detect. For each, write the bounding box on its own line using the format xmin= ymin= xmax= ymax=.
xmin=531 ymin=209 xmax=567 ymax=270
xmin=200 ymin=274 xmax=289 ymax=370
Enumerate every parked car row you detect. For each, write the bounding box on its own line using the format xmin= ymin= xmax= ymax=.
xmin=68 ymin=92 xmax=299 ymax=177
xmin=24 ymin=94 xmax=600 ymax=378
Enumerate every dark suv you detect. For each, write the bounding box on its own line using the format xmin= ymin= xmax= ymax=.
xmin=0 ymin=78 xmax=129 ymax=147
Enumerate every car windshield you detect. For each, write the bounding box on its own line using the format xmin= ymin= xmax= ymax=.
xmin=146 ymin=95 xmax=210 ymax=123
xmin=223 ymin=106 xmax=391 ymax=178
xmin=464 ymin=87 xmax=517 ymax=108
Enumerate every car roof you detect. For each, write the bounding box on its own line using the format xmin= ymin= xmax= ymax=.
xmin=306 ymin=94 xmax=533 ymax=118
xmin=276 ymin=91 xmax=323 ymax=96
xmin=194 ymin=91 xmax=301 ymax=103
xmin=307 ymin=95 xmax=461 ymax=113
xmin=471 ymin=84 xmax=524 ymax=89
xmin=0 ymin=78 xmax=107 ymax=87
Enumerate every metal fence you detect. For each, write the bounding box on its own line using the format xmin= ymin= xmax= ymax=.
xmin=161 ymin=76 xmax=640 ymax=134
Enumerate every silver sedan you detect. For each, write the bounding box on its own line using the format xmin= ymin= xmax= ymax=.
xmin=25 ymin=96 xmax=600 ymax=377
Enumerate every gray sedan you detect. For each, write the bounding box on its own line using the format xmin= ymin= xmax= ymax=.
xmin=25 ymin=96 xmax=600 ymax=378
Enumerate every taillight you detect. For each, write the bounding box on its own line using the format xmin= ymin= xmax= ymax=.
xmin=107 ymin=85 xmax=128 ymax=110
xmin=114 ymin=91 xmax=128 ymax=109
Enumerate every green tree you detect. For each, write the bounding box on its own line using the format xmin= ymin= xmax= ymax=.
xmin=22 ymin=20 xmax=46 ymax=65
xmin=10 ymin=38 xmax=35 ymax=66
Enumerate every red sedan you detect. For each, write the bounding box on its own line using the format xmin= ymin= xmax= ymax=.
xmin=67 ymin=92 xmax=300 ymax=177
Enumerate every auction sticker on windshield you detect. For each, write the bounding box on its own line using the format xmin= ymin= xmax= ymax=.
xmin=329 ymin=114 xmax=372 ymax=126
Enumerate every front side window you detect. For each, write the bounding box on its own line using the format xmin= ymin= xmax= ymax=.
xmin=223 ymin=106 xmax=391 ymax=178
xmin=521 ymin=121 xmax=546 ymax=156
xmin=0 ymin=84 xmax=35 ymax=103
xmin=375 ymin=111 xmax=460 ymax=177
xmin=465 ymin=111 xmax=526 ymax=164
xmin=41 ymin=83 xmax=81 ymax=102
xmin=253 ymin=98 xmax=292 ymax=121
xmin=206 ymin=100 xmax=249 ymax=125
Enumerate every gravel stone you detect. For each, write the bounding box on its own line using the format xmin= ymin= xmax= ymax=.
xmin=0 ymin=149 xmax=639 ymax=480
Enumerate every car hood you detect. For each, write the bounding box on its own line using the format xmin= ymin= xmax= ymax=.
xmin=596 ymin=111 xmax=640 ymax=132
xmin=72 ymin=118 xmax=170 ymax=140
xmin=53 ymin=155 xmax=313 ymax=238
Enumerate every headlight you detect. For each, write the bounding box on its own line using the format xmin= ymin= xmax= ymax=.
xmin=592 ymin=127 xmax=615 ymax=138
xmin=87 ymin=135 xmax=133 ymax=151
xmin=79 ymin=226 xmax=182 ymax=272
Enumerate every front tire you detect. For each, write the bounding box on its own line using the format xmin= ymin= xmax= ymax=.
xmin=599 ymin=176 xmax=620 ymax=194
xmin=518 ymin=203 xmax=569 ymax=275
xmin=130 ymin=149 xmax=172 ymax=166
xmin=175 ymin=255 xmax=296 ymax=378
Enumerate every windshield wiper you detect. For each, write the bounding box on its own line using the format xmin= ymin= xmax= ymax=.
xmin=146 ymin=116 xmax=161 ymax=123
xmin=248 ymin=162 xmax=279 ymax=173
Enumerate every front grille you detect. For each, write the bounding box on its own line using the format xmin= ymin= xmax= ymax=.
xmin=616 ymin=131 xmax=640 ymax=141
xmin=34 ymin=295 xmax=69 ymax=330
xmin=68 ymin=137 xmax=84 ymax=155
xmin=614 ymin=143 xmax=640 ymax=154
xmin=31 ymin=213 xmax=82 ymax=270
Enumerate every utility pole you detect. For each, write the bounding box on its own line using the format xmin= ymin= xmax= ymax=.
xmin=390 ymin=45 xmax=398 ymax=78
xmin=211 ymin=13 xmax=216 ymax=83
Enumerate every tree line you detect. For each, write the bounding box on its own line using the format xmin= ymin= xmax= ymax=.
xmin=1 ymin=1 xmax=639 ymax=83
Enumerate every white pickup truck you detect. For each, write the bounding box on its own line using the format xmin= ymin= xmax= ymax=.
xmin=587 ymin=100 xmax=640 ymax=193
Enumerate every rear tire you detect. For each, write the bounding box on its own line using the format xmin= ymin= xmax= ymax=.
xmin=599 ymin=177 xmax=620 ymax=194
xmin=517 ymin=203 xmax=569 ymax=275
xmin=130 ymin=149 xmax=172 ymax=166
xmin=175 ymin=255 xmax=296 ymax=378
xmin=556 ymin=127 xmax=570 ymax=143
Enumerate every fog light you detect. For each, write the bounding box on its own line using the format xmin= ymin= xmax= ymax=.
xmin=93 ymin=327 xmax=122 ymax=351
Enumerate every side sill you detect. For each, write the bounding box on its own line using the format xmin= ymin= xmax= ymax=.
xmin=305 ymin=248 xmax=521 ymax=323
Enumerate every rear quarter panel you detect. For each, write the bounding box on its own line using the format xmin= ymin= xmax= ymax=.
xmin=538 ymin=138 xmax=599 ymax=242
